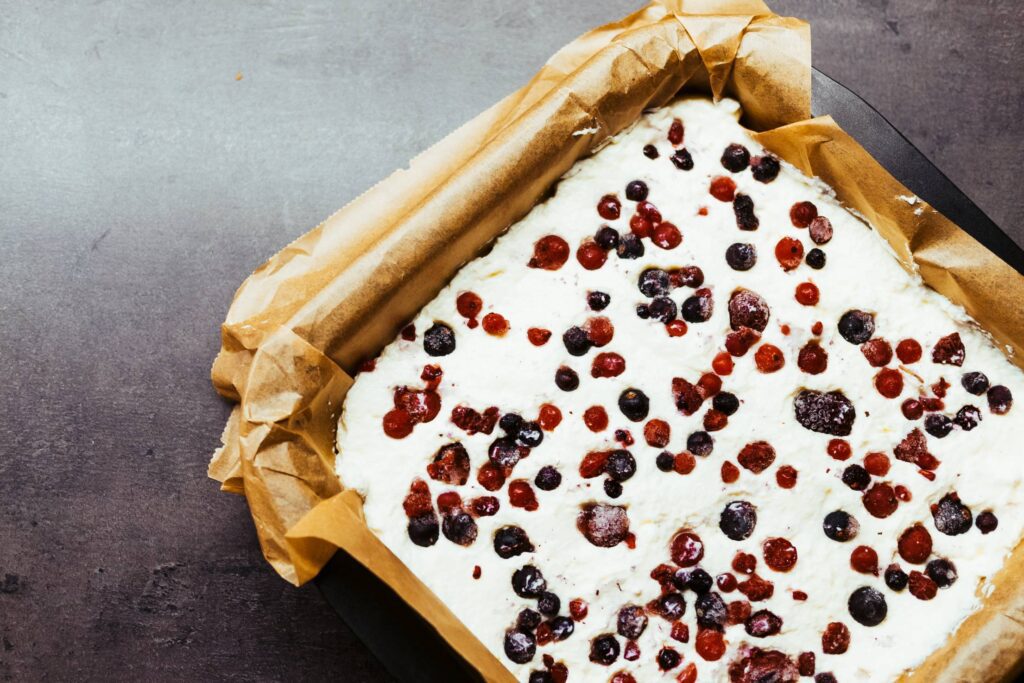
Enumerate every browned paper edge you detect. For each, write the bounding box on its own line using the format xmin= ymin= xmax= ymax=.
xmin=208 ymin=1 xmax=1024 ymax=681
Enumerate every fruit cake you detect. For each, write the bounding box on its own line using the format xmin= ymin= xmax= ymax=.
xmin=334 ymin=97 xmax=1023 ymax=682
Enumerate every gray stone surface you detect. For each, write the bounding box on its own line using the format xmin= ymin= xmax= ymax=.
xmin=0 ymin=1 xmax=1020 ymax=680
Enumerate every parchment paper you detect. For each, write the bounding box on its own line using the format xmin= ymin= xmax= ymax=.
xmin=208 ymin=1 xmax=1024 ymax=680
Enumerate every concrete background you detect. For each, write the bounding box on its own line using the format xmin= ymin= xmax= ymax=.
xmin=1 ymin=1 xmax=1021 ymax=680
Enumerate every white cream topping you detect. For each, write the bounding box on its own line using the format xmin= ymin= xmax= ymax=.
xmin=336 ymin=98 xmax=1024 ymax=682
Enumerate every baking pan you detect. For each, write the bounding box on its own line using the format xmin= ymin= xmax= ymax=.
xmin=313 ymin=67 xmax=1024 ymax=683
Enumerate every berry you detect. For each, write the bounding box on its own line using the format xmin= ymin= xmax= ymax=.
xmin=838 ymin=310 xmax=875 ymax=344
xmin=554 ymin=366 xmax=579 ymax=391
xmin=527 ymin=328 xmax=551 ymax=346
xmin=884 ymin=563 xmax=909 ymax=591
xmin=720 ymin=501 xmax=757 ymax=541
xmin=908 ymin=571 xmax=938 ymax=600
xmin=898 ymin=524 xmax=933 ymax=564
xmin=721 ymin=143 xmax=750 ymax=172
xmin=653 ymin=222 xmax=682 ymax=249
xmin=821 ymin=622 xmax=850 ymax=654
xmin=588 ymin=291 xmax=611 ymax=312
xmin=961 ymin=371 xmax=989 ymax=395
xmin=423 ymin=323 xmax=456 ymax=356
xmin=592 ymin=352 xmax=626 ymax=378
xmin=550 ymin=616 xmax=574 ymax=640
xmin=745 ymin=610 xmax=782 ymax=638
xmin=864 ymin=452 xmax=891 ymax=476
xmin=848 ymin=586 xmax=887 ymax=626
xmin=616 ymin=233 xmax=645 ymax=259
xmin=926 ymin=558 xmax=957 ymax=588
xmin=808 ymin=216 xmax=834 ymax=244
xmin=494 ymin=526 xmax=534 ymax=559
xmin=712 ymin=393 xmax=739 ymax=416
xmin=754 ymin=344 xmax=785 ymax=373
xmin=932 ymin=332 xmax=965 ymax=366
xmin=537 ymin=591 xmax=561 ymax=616
xmin=657 ymin=648 xmax=681 ymax=671
xmin=638 ymin=268 xmax=671 ymax=297
xmin=668 ymin=119 xmax=684 ymax=144
xmin=751 ymin=155 xmax=780 ymax=182
xmin=695 ymin=629 xmax=726 ymax=661
xmin=534 ymin=466 xmax=562 ymax=491
xmin=875 ymin=368 xmax=904 ymax=398
xmin=823 ymin=510 xmax=859 ymax=542
xmin=594 ymin=226 xmax=620 ymax=250
xmin=901 ymin=398 xmax=924 ymax=420
xmin=407 ymin=513 xmax=439 ymax=547
xmin=512 ymin=565 xmax=547 ymax=597
xmin=655 ymin=592 xmax=687 ymax=620
xmin=850 ymin=545 xmax=879 ymax=575
xmin=774 ymin=237 xmax=804 ymax=270
xmin=625 ymin=180 xmax=648 ymax=201
xmin=863 ymin=483 xmax=898 ymax=518
xmin=861 ymin=339 xmax=893 ymax=367
xmin=605 ymin=450 xmax=637 ymax=482
xmin=589 ymin=634 xmax=620 ymax=665
xmin=776 ymin=466 xmax=798 ymax=489
xmin=671 ymin=148 xmax=694 ymax=170
xmin=618 ymin=388 xmax=650 ymax=421
xmin=695 ymin=592 xmax=727 ymax=629
xmin=516 ymin=608 xmax=542 ymax=632
xmin=795 ymin=282 xmax=820 ymax=306
xmin=728 ymin=289 xmax=770 ymax=332
xmin=671 ymin=530 xmax=705 ymax=567
xmin=442 ymin=510 xmax=478 ymax=546
xmin=682 ymin=568 xmax=714 ymax=594
xmin=562 ymin=326 xmax=591 ymax=356
xmin=577 ymin=504 xmax=630 ymax=548
xmin=842 ymin=464 xmax=870 ymax=491
xmin=733 ymin=193 xmax=759 ymax=230
xmin=924 ymin=413 xmax=953 ymax=438
xmin=977 ymin=511 xmax=999 ymax=534
xmin=794 ymin=389 xmax=856 ymax=436
xmin=790 ymin=201 xmax=818 ymax=228
xmin=762 ymin=537 xmax=798 ymax=572
xmin=597 ymin=194 xmax=621 ymax=220
xmin=656 ymin=452 xmax=675 ymax=471
xmin=725 ymin=242 xmax=757 ymax=270
xmin=896 ymin=338 xmax=923 ymax=363
xmin=643 ymin=144 xmax=659 ymax=159
xmin=797 ymin=341 xmax=828 ymax=374
xmin=805 ymin=248 xmax=826 ymax=269
xmin=738 ymin=441 xmax=776 ymax=473
xmin=488 ymin=437 xmax=528 ymax=469
xmin=616 ymin=605 xmax=648 ymax=639
xmin=988 ymin=385 xmax=1014 ymax=414
xmin=710 ymin=176 xmax=736 ymax=202
xmin=648 ymin=296 xmax=677 ymax=324
xmin=504 ymin=630 xmax=536 ymax=664
xmin=955 ymin=405 xmax=981 ymax=431
xmin=681 ymin=289 xmax=714 ymax=323
xmin=528 ymin=235 xmax=570 ymax=270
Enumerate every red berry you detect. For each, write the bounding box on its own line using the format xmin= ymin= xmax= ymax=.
xmin=703 ymin=410 xmax=728 ymax=432
xmin=790 ymin=201 xmax=818 ymax=228
xmin=538 ymin=403 xmax=562 ymax=430
xmin=754 ymin=344 xmax=785 ymax=373
xmin=629 ymin=213 xmax=652 ymax=238
xmin=811 ymin=321 xmax=824 ymax=335
xmin=717 ymin=573 xmax=737 ymax=592
xmin=577 ymin=240 xmax=608 ymax=270
xmin=797 ymin=341 xmax=828 ymax=374
xmin=527 ymin=327 xmax=551 ymax=346
xmin=695 ymin=629 xmax=726 ymax=661
xmin=738 ymin=441 xmax=776 ymax=473
xmin=666 ymin=320 xmax=688 ymax=337
xmin=863 ymin=452 xmax=890 ymax=476
xmin=774 ymin=237 xmax=804 ymax=270
xmin=850 ymin=545 xmax=879 ymax=575
xmin=508 ymin=480 xmax=539 ymax=511
xmin=670 ymin=530 xmax=705 ymax=567
xmin=697 ymin=372 xmax=722 ymax=399
xmin=637 ymin=201 xmax=662 ymax=223
xmin=712 ymin=352 xmax=734 ymax=375
xmin=875 ymin=368 xmax=904 ymax=398
xmin=383 ymin=408 xmax=414 ymax=438
xmin=668 ymin=118 xmax=684 ymax=145
xmin=709 ymin=176 xmax=737 ymax=202
xmin=896 ymin=338 xmax=922 ymax=364
xmin=482 ymin=312 xmax=509 ymax=336
xmin=653 ymin=222 xmax=682 ymax=249
xmin=795 ymin=282 xmax=819 ymax=306
xmin=861 ymin=339 xmax=893 ymax=367
xmin=585 ymin=316 xmax=614 ymax=347
xmin=592 ymin=352 xmax=626 ymax=378
xmin=644 ymin=419 xmax=671 ymax=448
xmin=584 ymin=406 xmax=609 ymax=432
xmin=901 ymin=398 xmax=924 ymax=420
xmin=898 ymin=524 xmax=933 ymax=564
xmin=775 ymin=465 xmax=798 ymax=489
xmin=862 ymin=482 xmax=898 ymax=518
xmin=456 ymin=291 xmax=483 ymax=320
xmin=569 ymin=598 xmax=588 ymax=621
xmin=528 ymin=235 xmax=570 ymax=270
xmin=827 ymin=439 xmax=852 ymax=461
xmin=476 ymin=462 xmax=505 ymax=491
xmin=762 ymin=537 xmax=798 ymax=572
xmin=721 ymin=461 xmax=740 ymax=483
xmin=597 ymin=194 xmax=621 ymax=220
xmin=725 ymin=328 xmax=761 ymax=357
xmin=821 ymin=622 xmax=850 ymax=655
xmin=908 ymin=570 xmax=938 ymax=600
